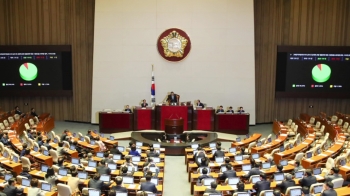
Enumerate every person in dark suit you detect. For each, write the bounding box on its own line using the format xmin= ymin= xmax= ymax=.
xmin=61 ymin=130 xmax=69 ymax=142
xmin=276 ymin=174 xmax=295 ymax=194
xmin=14 ymin=106 xmax=25 ymax=117
xmin=198 ymin=168 xmax=213 ymax=183
xmin=293 ymin=161 xmax=304 ymax=174
xmin=96 ymin=160 xmax=111 ymax=175
xmin=141 ymin=99 xmax=148 ymax=108
xmin=324 ymin=167 xmax=342 ymax=182
xmin=204 ymin=182 xmax=221 ymax=194
xmin=253 ymin=173 xmax=271 ymax=196
xmin=3 ymin=178 xmax=23 ymax=196
xmin=219 ymin=165 xmax=236 ymax=180
xmin=166 ymin=91 xmax=179 ymax=104
xmin=140 ymin=175 xmax=157 ymax=193
xmin=30 ymin=108 xmax=38 ymax=117
xmin=196 ymin=157 xmax=209 ymax=167
xmin=147 ymin=147 xmax=159 ymax=157
xmin=220 ymin=158 xmax=232 ymax=167
xmin=124 ymin=105 xmax=132 ymax=113
xmin=216 ymin=105 xmax=225 ymax=113
xmin=196 ymin=100 xmax=204 ymax=108
xmin=19 ymin=167 xmax=32 ymax=180
xmin=233 ymin=181 xmax=247 ymax=194
xmin=272 ymin=164 xmax=284 ymax=179
xmin=213 ymin=146 xmax=225 ymax=159
xmin=111 ymin=176 xmax=127 ymax=193
xmin=226 ymin=106 xmax=235 ymax=113
xmin=213 ymin=147 xmax=225 ymax=159
xmin=321 ymin=182 xmax=337 ymax=196
xmin=194 ymin=146 xmax=207 ymax=161
xmin=299 ymin=169 xmax=317 ymax=189
xmin=244 ymin=163 xmax=261 ymax=178
xmin=103 ymin=153 xmax=115 ymax=164
xmin=88 ymin=173 xmax=112 ymax=190
xmin=237 ymin=106 xmax=245 ymax=113
xmin=273 ymin=190 xmax=282 ymax=196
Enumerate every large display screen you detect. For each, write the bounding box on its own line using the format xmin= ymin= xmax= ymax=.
xmin=276 ymin=46 xmax=350 ymax=98
xmin=0 ymin=45 xmax=72 ymax=96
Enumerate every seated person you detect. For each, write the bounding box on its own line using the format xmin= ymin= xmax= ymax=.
xmin=43 ymin=139 xmax=52 ymax=151
xmin=140 ymin=175 xmax=157 ymax=193
xmin=198 ymin=168 xmax=213 ymax=183
xmin=216 ymin=105 xmax=225 ymax=113
xmin=95 ymin=136 xmax=106 ymax=151
xmin=111 ymin=176 xmax=127 ymax=192
xmin=141 ymin=99 xmax=148 ymax=107
xmin=88 ymin=173 xmax=113 ymax=190
xmin=324 ymin=167 xmax=342 ymax=182
xmin=3 ymin=177 xmax=23 ymax=196
xmin=19 ymin=167 xmax=32 ymax=180
xmin=204 ymin=182 xmax=221 ymax=194
xmin=213 ymin=146 xmax=225 ymax=159
xmin=96 ymin=160 xmax=111 ymax=175
xmin=128 ymin=146 xmax=141 ymax=156
xmin=321 ymin=182 xmax=337 ymax=196
xmin=237 ymin=106 xmax=245 ymax=113
xmin=253 ymin=173 xmax=271 ymax=196
xmin=160 ymin=133 xmax=168 ymax=142
xmin=57 ymin=142 xmax=69 ymax=157
xmin=147 ymin=147 xmax=159 ymax=157
xmin=226 ymin=106 xmax=235 ymax=113
xmin=37 ymin=136 xmax=44 ymax=147
xmin=57 ymin=158 xmax=65 ymax=169
xmin=196 ymin=100 xmax=204 ymax=108
xmin=119 ymin=166 xmax=134 ymax=176
xmin=196 ymin=157 xmax=209 ymax=167
xmin=0 ymin=133 xmax=10 ymax=146
xmin=103 ymin=153 xmax=115 ymax=164
xmin=221 ymin=157 xmax=232 ymax=167
xmin=60 ymin=130 xmax=69 ymax=142
xmin=14 ymin=106 xmax=25 ymax=117
xmin=166 ymin=91 xmax=179 ymax=104
xmin=194 ymin=146 xmax=207 ymax=161
xmin=124 ymin=105 xmax=132 ymax=113
xmin=299 ymin=169 xmax=317 ymax=189
xmin=293 ymin=161 xmax=304 ymax=174
xmin=143 ymin=159 xmax=159 ymax=177
xmin=219 ymin=165 xmax=236 ymax=180
xmin=30 ymin=108 xmax=39 ymax=117
xmin=276 ymin=174 xmax=295 ymax=194
xmin=109 ymin=144 xmax=124 ymax=157
xmin=244 ymin=163 xmax=261 ymax=178
xmin=20 ymin=143 xmax=28 ymax=157
xmin=87 ymin=130 xmax=95 ymax=140
xmin=27 ymin=178 xmax=44 ymax=196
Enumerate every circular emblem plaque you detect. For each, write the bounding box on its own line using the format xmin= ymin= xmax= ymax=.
xmin=157 ymin=28 xmax=191 ymax=62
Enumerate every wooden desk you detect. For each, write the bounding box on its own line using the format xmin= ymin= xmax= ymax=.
xmin=251 ymin=133 xmax=288 ymax=156
xmin=215 ymin=113 xmax=249 ymax=134
xmin=315 ymin=187 xmax=350 ymax=196
xmin=49 ymin=143 xmax=80 ymax=157
xmin=99 ymin=112 xmax=133 ymax=133
xmin=0 ymin=157 xmax=22 ymax=175
xmin=193 ymin=109 xmax=215 ymax=131
xmin=274 ymin=134 xmax=315 ymax=165
xmin=0 ymin=179 xmax=57 ymax=196
xmin=339 ymin=164 xmax=350 ymax=181
xmin=109 ymin=183 xmax=163 ymax=194
xmin=155 ymin=105 xmax=193 ymax=131
xmin=231 ymin=133 xmax=262 ymax=148
xmin=302 ymin=135 xmax=346 ymax=169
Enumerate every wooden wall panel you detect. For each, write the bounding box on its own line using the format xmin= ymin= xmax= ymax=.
xmin=0 ymin=0 xmax=94 ymax=122
xmin=255 ymin=0 xmax=350 ymax=123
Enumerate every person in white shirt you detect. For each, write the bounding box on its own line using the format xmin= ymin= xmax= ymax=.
xmin=27 ymin=178 xmax=44 ymax=196
xmin=95 ymin=136 xmax=106 ymax=151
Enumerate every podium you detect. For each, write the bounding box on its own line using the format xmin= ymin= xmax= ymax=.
xmin=164 ymin=118 xmax=184 ymax=134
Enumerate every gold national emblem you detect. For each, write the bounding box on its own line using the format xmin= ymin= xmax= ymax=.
xmin=160 ymin=30 xmax=188 ymax=58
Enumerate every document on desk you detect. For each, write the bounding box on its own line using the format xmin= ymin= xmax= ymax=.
xmin=230 ymin=185 xmax=237 ymax=190
xmin=128 ymin=184 xmax=136 ymax=189
xmin=209 ymin=163 xmax=215 ymax=166
xmin=341 ymin=165 xmax=350 ymax=170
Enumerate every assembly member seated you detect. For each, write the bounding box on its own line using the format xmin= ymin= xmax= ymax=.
xmin=124 ymin=105 xmax=132 ymax=113
xmin=166 ymin=91 xmax=179 ymax=104
xmin=204 ymin=182 xmax=221 ymax=194
xmin=276 ymin=174 xmax=295 ymax=194
xmin=226 ymin=106 xmax=234 ymax=113
xmin=237 ymin=106 xmax=245 ymax=113
xmin=253 ymin=173 xmax=270 ymax=196
xmin=140 ymin=175 xmax=157 ymax=193
xmin=219 ymin=165 xmax=236 ymax=180
xmin=196 ymin=100 xmax=204 ymax=108
xmin=321 ymin=182 xmax=337 ymax=196
xmin=216 ymin=105 xmax=225 ymax=113
xmin=141 ymin=99 xmax=148 ymax=107
xmin=110 ymin=177 xmax=127 ymax=193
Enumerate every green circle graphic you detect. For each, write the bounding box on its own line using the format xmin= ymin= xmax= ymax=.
xmin=312 ymin=64 xmax=331 ymax=83
xmin=19 ymin=63 xmax=38 ymax=81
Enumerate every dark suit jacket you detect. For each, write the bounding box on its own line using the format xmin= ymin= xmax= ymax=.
xmin=216 ymin=109 xmax=225 ymax=113
xmin=197 ymin=103 xmax=204 ymax=108
xmin=220 ymin=170 xmax=237 ymax=180
xmin=245 ymin=167 xmax=260 ymax=178
xmin=30 ymin=111 xmax=38 ymax=117
xmin=15 ymin=110 xmax=22 ymax=115
xmin=204 ymin=188 xmax=221 ymax=194
xmin=147 ymin=152 xmax=159 ymax=157
xmin=140 ymin=181 xmax=157 ymax=193
xmin=324 ymin=173 xmax=342 ymax=182
xmin=213 ymin=150 xmax=225 ymax=158
xmin=3 ymin=185 xmax=22 ymax=196
xmin=321 ymin=189 xmax=337 ymax=196
xmin=276 ymin=179 xmax=296 ymax=194
xmin=141 ymin=103 xmax=148 ymax=107
xmin=226 ymin=109 xmax=234 ymax=113
xmin=198 ymin=174 xmax=213 ymax=183
xmin=237 ymin=109 xmax=245 ymax=113
xmin=299 ymin=176 xmax=317 ymax=188
xmin=253 ymin=180 xmax=271 ymax=196
xmin=111 ymin=185 xmax=128 ymax=193
xmin=167 ymin=94 xmax=178 ymax=103
xmin=96 ymin=166 xmax=111 ymax=175
xmin=124 ymin=109 xmax=132 ymax=113
xmin=19 ymin=171 xmax=32 ymax=180
xmin=88 ymin=179 xmax=104 ymax=190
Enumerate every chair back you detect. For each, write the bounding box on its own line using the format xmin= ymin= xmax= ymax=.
xmin=294 ymin=153 xmax=304 ymax=161
xmin=320 ymin=125 xmax=325 ymax=132
xmin=310 ymin=117 xmax=315 ymax=124
xmin=332 ymin=178 xmax=344 ymax=189
xmin=233 ymin=192 xmax=248 ymax=196
xmin=49 ymin=149 xmax=59 ymax=163
xmin=331 ymin=115 xmax=338 ymax=122
xmin=249 ymin=175 xmax=260 ymax=183
xmin=57 ymin=183 xmax=72 ymax=196
xmin=63 ymin=141 xmax=70 ymax=148
xmin=260 ymin=190 xmax=273 ymax=196
xmin=3 ymin=120 xmax=9 ymax=127
xmin=285 ymin=186 xmax=302 ymax=196
xmin=325 ymin=157 xmax=335 ymax=170
xmin=84 ymin=136 xmax=90 ymax=143
xmin=343 ymin=122 xmax=349 ymax=130
xmin=287 ymin=119 xmax=292 ymax=126
xmin=29 ymin=119 xmax=35 ymax=126
xmin=310 ymin=183 xmax=324 ymax=194
xmin=14 ymin=114 xmax=20 ymax=121
xmin=52 ymin=165 xmax=60 ymax=173
xmin=0 ymin=123 xmax=5 ymax=130
xmin=24 ymin=123 xmax=30 ymax=130
xmin=54 ymin=135 xmax=61 ymax=143
xmin=16 ymin=175 xmax=28 ymax=184
xmin=338 ymin=119 xmax=343 ymax=126
xmin=21 ymin=157 xmax=31 ymax=168
xmin=41 ymin=145 xmax=48 ymax=152
xmin=8 ymin=117 xmax=14 ymax=124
